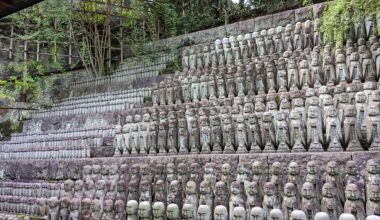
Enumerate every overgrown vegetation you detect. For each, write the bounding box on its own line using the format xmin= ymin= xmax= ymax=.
xmin=317 ymin=0 xmax=380 ymax=46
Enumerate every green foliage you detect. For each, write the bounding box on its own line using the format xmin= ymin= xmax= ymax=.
xmin=320 ymin=0 xmax=380 ymax=46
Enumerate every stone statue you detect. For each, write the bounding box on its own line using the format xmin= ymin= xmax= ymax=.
xmin=307 ymin=105 xmax=324 ymax=152
xmin=177 ymin=118 xmax=189 ymax=154
xmin=138 ymin=201 xmax=152 ymax=220
xmin=167 ymin=181 xmax=182 ymax=209
xmin=321 ymin=183 xmax=342 ymax=220
xmin=235 ymin=115 xmax=248 ymax=152
xmin=223 ymin=117 xmax=235 ymax=153
xmin=299 ymin=60 xmax=311 ymax=89
xmin=290 ymin=210 xmax=307 ymax=220
xmin=210 ymin=115 xmax=223 ymax=153
xmin=366 ymin=159 xmax=380 ymax=200
xmin=199 ymin=180 xmax=214 ymax=212
xmin=80 ymin=198 xmax=92 ymax=220
xmin=232 ymin=207 xmax=246 ymax=220
xmin=325 ymin=108 xmax=343 ymax=151
xmin=367 ymin=185 xmax=380 ymax=215
xmin=47 ymin=197 xmax=59 ymax=220
xmin=343 ymin=105 xmax=363 ymax=151
xmin=166 ymin=204 xmax=180 ymax=220
xmin=197 ymin=205 xmax=212 ymax=220
xmin=189 ymin=118 xmax=200 ymax=154
xmin=245 ymin=181 xmax=261 ymax=211
xmin=289 ymin=111 xmax=306 ymax=152
xmin=152 ymin=202 xmax=166 ymax=220
xmin=200 ymin=117 xmax=211 ymax=153
xmin=266 ymin=61 xmax=277 ymax=93
xmin=355 ymin=92 xmax=368 ymax=128
xmin=269 ymin=209 xmax=283 ymax=220
xmin=102 ymin=199 xmax=115 ymax=220
xmin=362 ymin=50 xmax=377 ymax=82
xmin=148 ymin=122 xmax=158 ymax=155
xmin=287 ymin=162 xmax=302 ymax=195
xmin=229 ymin=181 xmax=246 ymax=219
xmin=128 ymin=180 xmax=140 ymax=201
xmin=139 ymin=180 xmax=152 ymax=202
xmin=282 ymin=182 xmax=299 ymax=220
xmin=114 ymin=200 xmax=126 ymax=220
xmin=250 ymin=207 xmax=265 ymax=220
xmin=214 ymin=181 xmax=229 ymax=210
xmin=263 ymin=182 xmax=280 ymax=219
xmin=127 ymin=200 xmax=138 ymax=220
xmin=349 ymin=52 xmax=363 ymax=83
xmin=182 ymin=49 xmax=189 ymax=71
xmin=339 ymin=213 xmax=356 ymax=220
xmin=182 ymin=204 xmax=195 ymax=220
xmin=344 ymin=184 xmax=365 ymax=220
xmin=314 ymin=19 xmax=323 ymax=46
xmin=237 ymin=163 xmax=249 ymax=185
xmin=261 ymin=112 xmax=276 ymax=153
xmin=91 ymin=199 xmax=103 ymax=220
xmin=158 ymin=120 xmax=168 ymax=155
xmin=275 ymin=26 xmax=285 ymax=54
xmin=301 ymin=182 xmax=320 ymax=220
xmin=314 ymin=212 xmax=330 ymax=220
xmin=247 ymin=113 xmax=262 ymax=152
xmin=214 ymin=205 xmax=228 ymax=220
xmin=306 ymin=161 xmax=322 ymax=201
xmin=182 ymin=77 xmax=191 ymax=103
xmin=153 ymin=180 xmax=166 ymax=205
xmin=294 ymin=22 xmax=303 ymax=50
xmin=184 ymin=181 xmax=198 ymax=218
xmin=256 ymin=33 xmax=266 ymax=57
xmin=367 ymin=104 xmax=380 ymax=151
xmin=276 ymin=111 xmax=290 ymax=152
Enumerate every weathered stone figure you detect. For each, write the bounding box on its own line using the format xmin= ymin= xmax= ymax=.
xmin=229 ymin=181 xmax=246 ymax=219
xmin=344 ymin=184 xmax=365 ymax=220
xmin=321 ymin=183 xmax=342 ymax=220
xmin=261 ymin=112 xmax=276 ymax=153
xmin=152 ymin=202 xmax=166 ymax=220
xmin=198 ymin=205 xmax=212 ymax=220
xmin=214 ymin=205 xmax=228 ymax=220
xmin=199 ymin=180 xmax=214 ymax=213
xmin=184 ymin=181 xmax=198 ymax=218
xmin=301 ymin=182 xmax=320 ymax=220
xmin=182 ymin=204 xmax=195 ymax=220
xmin=282 ymin=182 xmax=299 ymax=220
xmin=263 ymin=182 xmax=280 ymax=219
xmin=166 ymin=204 xmax=180 ymax=220
xmin=307 ymin=106 xmax=324 ymax=152
xmin=343 ymin=105 xmax=363 ymax=151
xmin=47 ymin=197 xmax=59 ymax=220
xmin=325 ymin=107 xmax=343 ymax=151
xmin=367 ymin=185 xmax=380 ymax=216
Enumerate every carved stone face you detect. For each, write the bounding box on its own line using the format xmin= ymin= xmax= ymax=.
xmin=153 ymin=202 xmax=165 ymax=218
xmin=284 ymin=183 xmax=296 ymax=197
xmin=214 ymin=205 xmax=228 ymax=220
xmin=170 ymin=181 xmax=179 ymax=193
xmin=302 ymin=182 xmax=315 ymax=199
xmin=369 ymin=185 xmax=380 ymax=202
xmin=127 ymin=200 xmax=138 ymax=215
xmin=269 ymin=209 xmax=283 ymax=220
xmin=268 ymin=101 xmax=277 ymax=110
xmin=367 ymin=159 xmax=380 ymax=174
xmin=231 ymin=182 xmax=242 ymax=195
xmin=271 ymin=162 xmax=282 ymax=175
xmin=138 ymin=202 xmax=151 ymax=218
xmin=263 ymin=113 xmax=272 ymax=122
xmin=356 ymin=92 xmax=366 ymax=103
xmin=167 ymin=204 xmax=180 ymax=219
xmin=252 ymin=161 xmax=263 ymax=175
xmin=186 ymin=181 xmax=196 ymax=195
xmin=307 ymin=161 xmax=317 ymax=174
xmin=222 ymin=164 xmax=231 ymax=176
xmin=115 ymin=200 xmax=125 ymax=213
xmin=91 ymin=199 xmax=101 ymax=212
xmin=246 ymin=182 xmax=259 ymax=195
xmin=198 ymin=205 xmax=211 ymax=220
xmin=64 ymin=180 xmax=74 ymax=192
xmin=232 ymin=207 xmax=246 ymax=220
xmin=327 ymin=161 xmax=338 ymax=175
xmin=103 ymin=199 xmax=113 ymax=212
xmin=345 ymin=184 xmax=360 ymax=200
xmin=215 ymin=182 xmax=227 ymax=196
xmin=322 ymin=183 xmax=336 ymax=198
xmin=290 ymin=210 xmax=307 ymax=220
xmin=83 ymin=165 xmax=92 ymax=175
xmin=200 ymin=181 xmax=211 ymax=194
xmin=346 ymin=161 xmax=357 ymax=175
xmin=182 ymin=204 xmax=194 ymax=219
xmin=288 ymin=162 xmax=299 ymax=175
xmin=264 ymin=182 xmax=275 ymax=196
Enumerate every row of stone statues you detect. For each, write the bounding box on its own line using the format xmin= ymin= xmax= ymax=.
xmin=154 ymin=41 xmax=380 ymax=106
xmin=115 ymin=87 xmax=380 ymax=155
xmin=0 ymin=182 xmax=60 ymax=198
xmin=181 ymin=17 xmax=378 ymax=72
xmin=40 ymin=199 xmax=380 ymax=220
xmin=70 ymin=159 xmax=380 ymax=220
